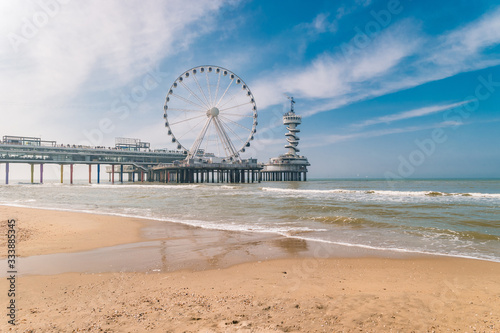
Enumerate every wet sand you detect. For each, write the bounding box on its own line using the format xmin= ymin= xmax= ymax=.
xmin=1 ymin=205 xmax=499 ymax=332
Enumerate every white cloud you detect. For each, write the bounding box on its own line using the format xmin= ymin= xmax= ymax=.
xmin=430 ymin=7 xmax=500 ymax=67
xmin=352 ymin=100 xmax=470 ymax=128
xmin=251 ymin=19 xmax=420 ymax=109
xmin=310 ymin=13 xmax=337 ymax=34
xmin=0 ymin=0 xmax=231 ymax=142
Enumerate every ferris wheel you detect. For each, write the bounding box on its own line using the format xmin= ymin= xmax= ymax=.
xmin=163 ymin=66 xmax=258 ymax=161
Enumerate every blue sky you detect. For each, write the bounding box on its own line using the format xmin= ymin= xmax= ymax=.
xmin=1 ymin=0 xmax=499 ymax=179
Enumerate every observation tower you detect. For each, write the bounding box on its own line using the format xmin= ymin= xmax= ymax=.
xmin=261 ymin=96 xmax=310 ymax=181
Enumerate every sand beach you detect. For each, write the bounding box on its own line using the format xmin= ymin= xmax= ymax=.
xmin=1 ymin=205 xmax=499 ymax=332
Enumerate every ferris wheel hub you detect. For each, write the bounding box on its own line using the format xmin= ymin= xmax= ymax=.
xmin=207 ymin=107 xmax=220 ymax=117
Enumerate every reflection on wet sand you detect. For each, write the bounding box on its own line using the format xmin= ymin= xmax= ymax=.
xmin=274 ymin=237 xmax=309 ymax=255
xmin=4 ymin=219 xmax=415 ymax=277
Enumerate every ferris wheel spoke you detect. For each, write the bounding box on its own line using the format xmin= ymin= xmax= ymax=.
xmin=220 ymin=113 xmax=254 ymax=118
xmin=169 ymin=114 xmax=206 ymax=126
xmin=192 ymin=74 xmax=211 ymax=108
xmin=167 ymin=108 xmax=206 ymax=113
xmin=170 ymin=93 xmax=206 ymax=110
xmin=214 ymin=71 xmax=222 ymax=106
xmin=180 ymin=81 xmax=210 ymax=109
xmin=217 ymin=91 xmax=239 ymax=109
xmin=219 ymin=115 xmax=252 ymax=132
xmin=176 ymin=115 xmax=209 ymax=141
xmin=219 ymin=118 xmax=246 ymax=146
xmin=216 ymin=79 xmax=234 ymax=108
xmin=205 ymin=71 xmax=213 ymax=106
xmin=219 ymin=101 xmax=253 ymax=112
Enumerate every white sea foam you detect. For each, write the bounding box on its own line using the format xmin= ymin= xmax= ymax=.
xmin=261 ymin=187 xmax=500 ymax=199
xmin=262 ymin=187 xmax=355 ymax=194
xmin=283 ymin=235 xmax=500 ymax=263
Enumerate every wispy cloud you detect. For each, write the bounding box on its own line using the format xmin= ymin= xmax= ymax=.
xmin=352 ymin=100 xmax=470 ymax=128
xmin=303 ymin=121 xmax=463 ymax=147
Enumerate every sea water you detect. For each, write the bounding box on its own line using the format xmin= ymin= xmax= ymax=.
xmin=1 ymin=179 xmax=499 ymax=262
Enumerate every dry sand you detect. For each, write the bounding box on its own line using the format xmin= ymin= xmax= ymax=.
xmin=1 ymin=205 xmax=499 ymax=332
xmin=0 ymin=206 xmax=144 ymax=257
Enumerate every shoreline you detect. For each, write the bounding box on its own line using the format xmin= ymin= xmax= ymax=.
xmin=1 ymin=205 xmax=427 ymax=276
xmin=2 ymin=203 xmax=498 ymax=265
xmin=1 ymin=205 xmax=499 ymax=331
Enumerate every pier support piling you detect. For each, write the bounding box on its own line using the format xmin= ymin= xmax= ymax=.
xmin=88 ymin=164 xmax=92 ymax=184
xmin=70 ymin=164 xmax=73 ymax=184
xmin=5 ymin=163 xmax=9 ymax=185
xmin=40 ymin=164 xmax=43 ymax=184
xmin=60 ymin=164 xmax=64 ymax=183
xmin=97 ymin=164 xmax=100 ymax=184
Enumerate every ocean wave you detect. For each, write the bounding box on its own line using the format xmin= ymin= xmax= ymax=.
xmin=261 ymin=187 xmax=500 ymax=199
xmin=262 ymin=187 xmax=355 ymax=194
xmin=306 ymin=216 xmax=394 ymax=229
xmin=0 ymin=202 xmax=322 ymax=236
xmin=220 ymin=185 xmax=239 ymax=190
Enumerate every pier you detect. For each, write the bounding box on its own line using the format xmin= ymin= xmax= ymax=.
xmin=0 ymin=67 xmax=311 ymax=185
xmin=149 ymin=159 xmax=262 ymax=184
xmin=0 ymin=136 xmax=184 ymax=184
